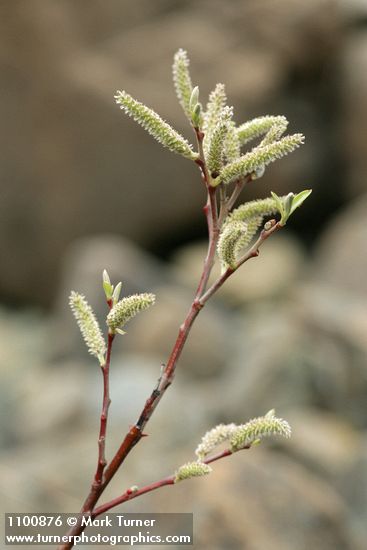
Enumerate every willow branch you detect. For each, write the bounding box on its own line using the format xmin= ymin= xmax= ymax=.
xmin=218 ymin=174 xmax=252 ymax=227
xmin=194 ymin=128 xmax=219 ymax=298
xmin=200 ymin=220 xmax=281 ymax=305
xmin=93 ymin=445 xmax=250 ymax=518
xmin=94 ymin=332 xmax=114 ymax=485
xmin=57 ymin=217 xmax=281 ymax=550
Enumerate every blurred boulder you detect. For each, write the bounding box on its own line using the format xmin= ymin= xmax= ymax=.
xmin=170 ymin=233 xmax=306 ymax=305
xmin=52 ymin=234 xmax=233 ymax=379
xmin=223 ymin=305 xmax=309 ymax=420
xmin=313 ymin=194 xmax=367 ymax=297
xmin=341 ymin=435 xmax=367 ymax=550
xmin=0 ymin=0 xmax=339 ymax=305
xmin=287 ymin=408 xmax=361 ymax=479
xmin=52 ymin=234 xmax=167 ymax=361
xmin=128 ymin=449 xmax=350 ymax=550
xmin=339 ymin=34 xmax=367 ymax=197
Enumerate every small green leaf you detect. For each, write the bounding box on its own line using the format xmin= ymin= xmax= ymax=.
xmin=283 ymin=192 xmax=295 ymax=220
xmin=112 ymin=282 xmax=122 ymax=305
xmin=189 ymin=87 xmax=202 ymax=128
xmin=270 ymin=191 xmax=285 ymax=221
xmin=102 ymin=269 xmax=113 ymax=300
xmin=289 ymin=189 xmax=312 ymax=215
xmin=103 ymin=281 xmax=113 ymax=300
xmin=191 ymin=102 xmax=203 ymax=128
xmin=271 ymin=189 xmax=312 ymax=225
xmin=189 ymin=86 xmax=199 ymax=112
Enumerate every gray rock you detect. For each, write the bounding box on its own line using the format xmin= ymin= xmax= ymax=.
xmin=123 ymin=283 xmax=233 ymax=380
xmin=51 ymin=234 xmax=167 ymax=361
xmin=341 ymin=435 xmax=367 ymax=550
xmin=286 ymin=408 xmax=362 ymax=479
xmin=0 ymin=0 xmax=333 ymax=304
xmin=314 ymin=195 xmax=367 ymax=297
xmin=339 ymin=34 xmax=367 ymax=196
xmin=171 ymin=233 xmax=306 ymax=305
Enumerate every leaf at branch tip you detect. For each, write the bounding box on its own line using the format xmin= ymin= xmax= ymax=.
xmin=102 ymin=269 xmax=113 ymax=300
xmin=174 ymin=461 xmax=212 ymax=483
xmin=115 ymin=90 xmax=197 ymax=160
xmin=106 ymin=292 xmax=156 ymax=333
xmin=103 ymin=269 xmax=111 ymax=285
xmin=69 ymin=291 xmax=106 ymax=365
xmin=172 ymin=49 xmax=193 ymax=119
xmin=189 ymin=86 xmax=203 ymax=128
xmin=112 ymin=281 xmax=122 ymax=305
xmin=189 ymin=86 xmax=199 ymax=112
xmin=217 ymin=133 xmax=304 ymax=185
xmin=290 ymin=189 xmax=312 ymax=215
xmin=271 ymin=189 xmax=312 ymax=225
xmin=230 ymin=410 xmax=291 ymax=452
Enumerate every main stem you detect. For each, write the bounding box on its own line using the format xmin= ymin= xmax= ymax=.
xmin=58 ymin=132 xmax=218 ymax=550
xmin=95 ymin=332 xmax=114 ymax=485
xmin=92 ymin=446 xmax=250 ymax=518
xmin=58 ymin=132 xmax=280 ymax=550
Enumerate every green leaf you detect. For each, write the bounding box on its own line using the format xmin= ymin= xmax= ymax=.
xmin=102 ymin=269 xmax=113 ymax=300
xmin=270 ymin=191 xmax=285 ymax=221
xmin=271 ymin=189 xmax=312 ymax=225
xmin=289 ymin=189 xmax=312 ymax=215
xmin=103 ymin=281 xmax=113 ymax=300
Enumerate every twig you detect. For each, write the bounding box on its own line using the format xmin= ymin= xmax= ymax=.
xmin=94 ymin=332 xmax=114 ymax=485
xmin=200 ymin=220 xmax=281 ymax=305
xmin=92 ymin=446 xmax=250 ymax=518
xmin=194 ymin=128 xmax=219 ymax=298
xmin=58 ymin=214 xmax=281 ymax=550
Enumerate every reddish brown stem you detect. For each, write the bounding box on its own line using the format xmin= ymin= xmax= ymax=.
xmin=194 ymin=129 xmax=219 ymax=297
xmin=200 ymin=221 xmax=281 ymax=305
xmin=58 ymin=137 xmax=281 ymax=549
xmin=218 ymin=175 xmax=251 ymax=226
xmin=93 ymin=446 xmax=250 ymax=518
xmin=94 ymin=332 xmax=114 ymax=485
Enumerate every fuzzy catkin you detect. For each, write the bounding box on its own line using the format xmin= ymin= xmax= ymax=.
xmin=69 ymin=291 xmax=106 ymax=364
xmin=107 ymin=293 xmax=156 ymax=331
xmin=115 ymin=91 xmax=196 ymax=160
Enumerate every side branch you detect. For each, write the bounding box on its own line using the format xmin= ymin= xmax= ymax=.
xmin=194 ymin=128 xmax=219 ymax=297
xmin=93 ymin=446 xmax=250 ymax=517
xmin=94 ymin=332 xmax=115 ymax=485
xmin=200 ymin=220 xmax=281 ymax=305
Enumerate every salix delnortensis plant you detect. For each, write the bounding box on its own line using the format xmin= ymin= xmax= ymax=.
xmin=60 ymin=50 xmax=310 ymax=550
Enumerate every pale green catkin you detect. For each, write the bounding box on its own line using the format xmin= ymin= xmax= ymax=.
xmin=195 ymin=423 xmax=237 ymax=460
xmin=217 ymin=220 xmax=248 ymax=269
xmin=217 ymin=134 xmax=305 ymax=185
xmin=107 ymin=293 xmax=156 ymax=332
xmin=172 ymin=49 xmax=193 ymax=119
xmin=115 ymin=91 xmax=197 ymax=160
xmin=174 ymin=461 xmax=212 ymax=483
xmin=237 ymin=115 xmax=288 ymax=146
xmin=230 ymin=410 xmax=291 ymax=452
xmin=69 ymin=291 xmax=106 ymax=365
xmin=207 ymin=106 xmax=233 ymax=175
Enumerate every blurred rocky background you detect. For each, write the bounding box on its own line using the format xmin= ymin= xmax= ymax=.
xmin=1 ymin=0 xmax=367 ymax=549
